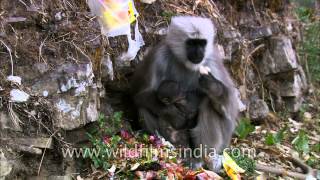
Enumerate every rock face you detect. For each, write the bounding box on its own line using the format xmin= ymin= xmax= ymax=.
xmin=260 ymin=36 xmax=299 ymax=75
xmin=0 ymin=0 xmax=309 ymax=178
xmin=258 ymin=36 xmax=307 ymax=112
xmin=29 ymin=63 xmax=99 ymax=130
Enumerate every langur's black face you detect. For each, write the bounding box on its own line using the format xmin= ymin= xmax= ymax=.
xmin=185 ymin=39 xmax=207 ymax=64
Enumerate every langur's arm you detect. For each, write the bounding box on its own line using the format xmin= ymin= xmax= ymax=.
xmin=199 ymin=73 xmax=228 ymax=102
xmin=134 ymin=89 xmax=167 ymax=116
xmin=199 ymin=73 xmax=229 ymax=117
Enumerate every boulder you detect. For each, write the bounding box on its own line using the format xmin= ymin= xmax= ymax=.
xmin=30 ymin=63 xmax=99 ymax=130
xmin=0 ymin=150 xmax=13 ymax=180
xmin=259 ymin=36 xmax=298 ymax=75
xmin=101 ymin=55 xmax=114 ymax=81
xmin=249 ymin=99 xmax=270 ymax=120
xmin=53 ymin=88 xmax=98 ymax=130
xmin=246 ymin=23 xmax=280 ymax=40
xmin=247 ymin=26 xmax=273 ymax=40
xmin=223 ymin=40 xmax=240 ymax=62
xmin=278 ymin=73 xmax=303 ymax=97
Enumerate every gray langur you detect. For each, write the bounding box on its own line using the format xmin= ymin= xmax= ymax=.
xmin=130 ymin=16 xmax=239 ymax=170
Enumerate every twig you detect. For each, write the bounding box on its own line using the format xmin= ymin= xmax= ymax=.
xmin=0 ymin=39 xmax=14 ymax=76
xmin=269 ymin=91 xmax=276 ymax=112
xmin=256 ymin=157 xmax=318 ymax=179
xmin=18 ymin=0 xmax=28 ymax=8
xmin=24 ymin=110 xmax=72 ymax=147
xmin=38 ymin=35 xmax=48 ymax=64
xmin=256 ymin=163 xmax=308 ymax=179
xmin=69 ymin=41 xmax=92 ymax=62
xmin=38 ymin=131 xmax=58 ymax=175
xmin=8 ymin=103 xmax=23 ymax=129
xmin=246 ymin=44 xmax=265 ymax=100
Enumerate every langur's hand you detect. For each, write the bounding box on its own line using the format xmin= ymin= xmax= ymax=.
xmin=161 ymin=105 xmax=188 ymax=130
xmin=199 ymin=73 xmax=224 ymax=97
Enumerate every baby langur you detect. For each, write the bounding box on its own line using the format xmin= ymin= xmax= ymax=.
xmin=156 ymin=80 xmax=200 ymax=130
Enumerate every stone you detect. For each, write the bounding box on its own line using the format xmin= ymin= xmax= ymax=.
xmin=101 ymin=55 xmax=114 ymax=81
xmin=0 ymin=111 xmax=22 ymax=131
xmin=55 ymin=12 xmax=63 ymax=21
xmin=264 ymin=70 xmax=306 ymax=112
xmin=34 ymin=63 xmax=49 ymax=74
xmin=284 ymin=96 xmax=303 ymax=112
xmin=31 ymin=77 xmax=60 ymax=97
xmin=55 ymin=63 xmax=95 ymax=95
xmin=29 ymin=63 xmax=99 ymax=130
xmin=303 ymin=112 xmax=312 ymax=120
xmin=278 ymin=73 xmax=303 ymax=97
xmin=65 ymin=128 xmax=89 ymax=144
xmin=224 ymin=40 xmax=240 ymax=62
xmin=7 ymin=76 xmax=22 ymax=85
xmin=0 ymin=138 xmax=53 ymax=149
xmin=248 ymin=26 xmax=273 ymax=40
xmin=249 ymin=99 xmax=270 ymax=120
xmin=235 ymin=88 xmax=246 ymax=112
xmin=0 ymin=150 xmax=13 ymax=180
xmin=222 ymin=29 xmax=241 ymax=39
xmin=53 ymin=88 xmax=98 ymax=130
xmin=259 ymin=36 xmax=298 ymax=75
xmin=9 ymin=144 xmax=42 ymax=155
xmin=5 ymin=17 xmax=26 ymax=23
xmin=10 ymin=89 xmax=30 ymax=102
xmin=31 ymin=63 xmax=94 ymax=97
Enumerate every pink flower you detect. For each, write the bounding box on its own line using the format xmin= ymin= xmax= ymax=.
xmin=124 ymin=149 xmax=140 ymax=159
xmin=149 ymin=135 xmax=162 ymax=147
xmin=103 ymin=136 xmax=110 ymax=144
xmin=149 ymin=135 xmax=156 ymax=142
xmin=120 ymin=129 xmax=132 ymax=140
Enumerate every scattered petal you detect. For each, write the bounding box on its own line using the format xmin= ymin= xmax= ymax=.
xmin=7 ymin=75 xmax=22 ymax=85
xmin=10 ymin=89 xmax=30 ymax=102
xmin=130 ymin=163 xmax=140 ymax=171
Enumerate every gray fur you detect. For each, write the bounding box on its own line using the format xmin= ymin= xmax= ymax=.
xmin=130 ymin=16 xmax=239 ymax=171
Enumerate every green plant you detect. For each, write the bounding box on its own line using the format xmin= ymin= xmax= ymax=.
xmin=295 ymin=6 xmax=320 ymax=82
xmin=265 ymin=127 xmax=287 ymax=145
xmin=306 ymin=155 xmax=320 ymax=169
xmin=235 ymin=118 xmax=255 ymax=139
xmin=312 ymin=143 xmax=320 ymax=153
xmin=229 ymin=151 xmax=256 ymax=176
xmin=85 ymin=112 xmax=124 ymax=170
xmin=291 ymin=130 xmax=310 ymax=154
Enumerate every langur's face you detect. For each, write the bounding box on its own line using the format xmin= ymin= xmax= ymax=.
xmin=185 ymin=39 xmax=207 ymax=64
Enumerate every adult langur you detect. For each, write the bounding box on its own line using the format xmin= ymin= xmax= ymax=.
xmin=130 ymin=16 xmax=239 ymax=170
